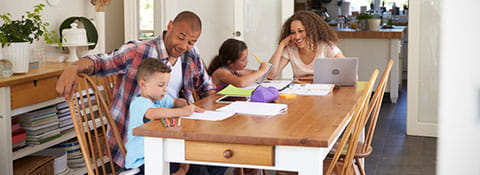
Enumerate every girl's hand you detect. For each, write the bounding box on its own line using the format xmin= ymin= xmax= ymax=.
xmin=258 ymin=62 xmax=270 ymax=72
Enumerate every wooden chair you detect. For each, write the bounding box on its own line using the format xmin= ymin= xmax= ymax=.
xmin=67 ymin=73 xmax=126 ymax=175
xmin=273 ymin=70 xmax=379 ymax=175
xmin=100 ymin=75 xmax=116 ymax=107
xmin=327 ymin=59 xmax=393 ymax=175
xmin=324 ymin=69 xmax=379 ymax=175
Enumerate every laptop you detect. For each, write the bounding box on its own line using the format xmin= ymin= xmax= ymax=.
xmin=313 ymin=57 xmax=358 ymax=86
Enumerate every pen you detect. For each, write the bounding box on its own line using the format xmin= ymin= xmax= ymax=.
xmin=253 ymin=54 xmax=262 ymax=64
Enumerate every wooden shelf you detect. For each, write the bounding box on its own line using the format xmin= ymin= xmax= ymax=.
xmin=12 ymin=117 xmax=107 ymax=160
xmin=11 ymin=97 xmax=65 ymax=117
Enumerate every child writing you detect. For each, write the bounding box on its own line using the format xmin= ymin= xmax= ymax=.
xmin=207 ymin=38 xmax=270 ymax=91
xmin=125 ymin=58 xmax=203 ymax=175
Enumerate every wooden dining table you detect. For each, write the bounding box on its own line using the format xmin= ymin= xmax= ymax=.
xmin=133 ymin=82 xmax=366 ymax=175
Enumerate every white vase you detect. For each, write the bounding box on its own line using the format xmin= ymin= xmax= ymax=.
xmin=368 ymin=19 xmax=381 ymax=31
xmin=2 ymin=42 xmax=31 ymax=73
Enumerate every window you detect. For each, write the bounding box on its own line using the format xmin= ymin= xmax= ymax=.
xmin=138 ymin=0 xmax=154 ymax=39
xmin=349 ymin=0 xmax=408 ymax=13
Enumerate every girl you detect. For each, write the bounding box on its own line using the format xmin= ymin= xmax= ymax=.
xmin=268 ymin=10 xmax=345 ymax=80
xmin=207 ymin=38 xmax=270 ymax=91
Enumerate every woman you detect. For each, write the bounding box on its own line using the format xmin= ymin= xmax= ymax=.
xmin=268 ymin=10 xmax=345 ymax=80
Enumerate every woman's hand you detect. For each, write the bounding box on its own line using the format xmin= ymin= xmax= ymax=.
xmin=279 ymin=35 xmax=294 ymax=48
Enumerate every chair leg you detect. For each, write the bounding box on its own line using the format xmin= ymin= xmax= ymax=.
xmin=262 ymin=169 xmax=267 ymax=175
xmin=354 ymin=157 xmax=366 ymax=175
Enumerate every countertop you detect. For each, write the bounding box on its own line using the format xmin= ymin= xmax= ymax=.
xmin=336 ymin=26 xmax=407 ymax=39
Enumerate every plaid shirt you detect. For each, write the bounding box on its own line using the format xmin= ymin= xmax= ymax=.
xmin=85 ymin=32 xmax=215 ymax=167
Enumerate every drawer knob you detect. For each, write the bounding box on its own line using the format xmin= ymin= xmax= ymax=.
xmin=223 ymin=149 xmax=233 ymax=158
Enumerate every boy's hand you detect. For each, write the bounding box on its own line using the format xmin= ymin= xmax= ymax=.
xmin=181 ymin=104 xmax=196 ymax=116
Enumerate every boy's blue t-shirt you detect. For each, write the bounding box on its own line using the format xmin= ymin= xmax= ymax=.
xmin=125 ymin=94 xmax=174 ymax=169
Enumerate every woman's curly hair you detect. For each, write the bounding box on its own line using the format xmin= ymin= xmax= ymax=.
xmin=279 ymin=10 xmax=339 ymax=47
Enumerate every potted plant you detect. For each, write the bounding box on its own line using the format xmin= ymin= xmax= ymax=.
xmin=368 ymin=14 xmax=382 ymax=31
xmin=356 ymin=13 xmax=372 ymax=30
xmin=0 ymin=4 xmax=61 ymax=73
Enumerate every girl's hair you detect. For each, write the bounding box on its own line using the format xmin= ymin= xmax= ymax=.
xmin=207 ymin=38 xmax=248 ymax=75
xmin=279 ymin=10 xmax=339 ymax=47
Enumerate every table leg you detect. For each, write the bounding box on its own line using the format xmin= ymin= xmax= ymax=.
xmin=145 ymin=137 xmax=169 ymax=175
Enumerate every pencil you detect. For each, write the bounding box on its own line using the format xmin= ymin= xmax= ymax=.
xmin=253 ymin=54 xmax=262 ymax=64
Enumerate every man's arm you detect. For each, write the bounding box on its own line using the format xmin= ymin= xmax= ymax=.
xmin=56 ymin=58 xmax=95 ymax=100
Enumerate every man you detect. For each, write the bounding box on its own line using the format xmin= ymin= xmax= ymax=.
xmin=56 ymin=11 xmax=224 ymax=175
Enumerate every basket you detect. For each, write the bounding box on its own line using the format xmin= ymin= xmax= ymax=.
xmin=14 ymin=156 xmax=55 ymax=175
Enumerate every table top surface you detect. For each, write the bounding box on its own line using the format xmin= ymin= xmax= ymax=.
xmin=134 ymin=82 xmax=366 ymax=147
xmin=0 ymin=62 xmax=71 ymax=87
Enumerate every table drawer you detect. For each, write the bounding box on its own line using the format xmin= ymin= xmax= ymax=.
xmin=11 ymin=76 xmax=59 ymax=109
xmin=185 ymin=141 xmax=274 ymax=166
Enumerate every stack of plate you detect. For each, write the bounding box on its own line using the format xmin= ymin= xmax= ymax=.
xmin=56 ymin=139 xmax=85 ymax=169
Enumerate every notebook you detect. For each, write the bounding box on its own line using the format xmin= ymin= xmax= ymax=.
xmin=313 ymin=57 xmax=358 ymax=86
xmin=256 ymin=63 xmax=273 ymax=84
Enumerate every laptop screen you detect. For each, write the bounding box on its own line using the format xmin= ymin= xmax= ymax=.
xmin=313 ymin=57 xmax=358 ymax=86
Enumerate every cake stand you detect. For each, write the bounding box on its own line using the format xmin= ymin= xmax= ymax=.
xmin=53 ymin=43 xmax=95 ymax=62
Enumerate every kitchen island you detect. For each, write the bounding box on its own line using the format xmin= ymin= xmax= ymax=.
xmin=336 ymin=26 xmax=407 ymax=103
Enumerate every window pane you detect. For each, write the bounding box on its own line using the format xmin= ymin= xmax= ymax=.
xmin=139 ymin=0 xmax=154 ymax=31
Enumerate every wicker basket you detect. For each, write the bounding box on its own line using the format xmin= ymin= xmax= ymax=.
xmin=14 ymin=156 xmax=55 ymax=175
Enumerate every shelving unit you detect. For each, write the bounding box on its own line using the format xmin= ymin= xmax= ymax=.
xmin=0 ymin=62 xmax=94 ymax=175
xmin=12 ymin=117 xmax=107 ymax=160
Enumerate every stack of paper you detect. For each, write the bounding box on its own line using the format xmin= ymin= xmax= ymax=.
xmin=281 ymin=83 xmax=334 ymax=96
xmin=217 ymin=101 xmax=288 ymax=116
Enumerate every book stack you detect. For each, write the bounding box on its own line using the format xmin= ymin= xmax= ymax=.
xmin=56 ymin=101 xmax=74 ymax=134
xmin=11 ymin=117 xmax=27 ymax=151
xmin=18 ymin=106 xmax=61 ymax=145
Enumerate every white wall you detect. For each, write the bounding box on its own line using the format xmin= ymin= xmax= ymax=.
xmin=105 ymin=0 xmax=125 ymax=52
xmin=438 ymin=0 xmax=480 ymax=174
xmin=406 ymin=0 xmax=439 ymax=137
xmin=0 ymin=0 xmax=95 ymax=55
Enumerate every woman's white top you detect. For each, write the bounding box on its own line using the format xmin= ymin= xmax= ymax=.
xmin=281 ymin=42 xmax=342 ymax=77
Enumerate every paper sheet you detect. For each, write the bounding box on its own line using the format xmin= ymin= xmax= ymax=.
xmin=183 ymin=110 xmax=236 ymax=121
xmin=281 ymin=83 xmax=334 ymax=96
xmin=217 ymin=101 xmax=288 ymax=116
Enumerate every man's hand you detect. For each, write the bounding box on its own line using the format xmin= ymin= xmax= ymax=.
xmin=56 ymin=65 xmax=80 ymax=100
xmin=56 ymin=59 xmax=95 ymax=100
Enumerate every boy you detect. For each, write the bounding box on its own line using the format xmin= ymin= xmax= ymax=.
xmin=126 ymin=58 xmax=202 ymax=175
